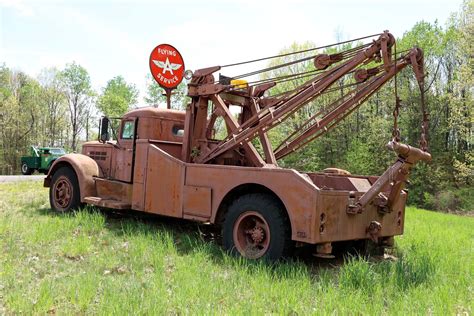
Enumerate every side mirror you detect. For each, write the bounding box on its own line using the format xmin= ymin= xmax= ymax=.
xmin=99 ymin=117 xmax=110 ymax=143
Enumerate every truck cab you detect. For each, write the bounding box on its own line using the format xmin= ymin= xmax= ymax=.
xmin=82 ymin=108 xmax=185 ymax=182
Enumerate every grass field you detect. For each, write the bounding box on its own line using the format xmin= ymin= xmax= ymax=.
xmin=0 ymin=181 xmax=473 ymax=315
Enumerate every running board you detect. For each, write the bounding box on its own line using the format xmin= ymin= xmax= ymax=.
xmin=83 ymin=196 xmax=131 ymax=209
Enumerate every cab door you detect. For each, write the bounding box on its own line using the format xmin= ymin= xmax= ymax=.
xmin=112 ymin=117 xmax=137 ymax=182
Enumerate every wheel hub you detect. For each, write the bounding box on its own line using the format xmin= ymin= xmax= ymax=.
xmin=54 ymin=177 xmax=72 ymax=208
xmin=247 ymin=226 xmax=265 ymax=244
xmin=233 ymin=211 xmax=271 ymax=259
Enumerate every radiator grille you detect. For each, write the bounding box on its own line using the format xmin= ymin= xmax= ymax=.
xmin=88 ymin=151 xmax=107 ymax=161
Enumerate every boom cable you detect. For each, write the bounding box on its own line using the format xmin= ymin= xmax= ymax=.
xmin=219 ymin=33 xmax=383 ymax=68
xmin=218 ymin=42 xmax=372 ymax=84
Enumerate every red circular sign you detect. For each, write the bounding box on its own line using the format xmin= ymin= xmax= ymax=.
xmin=149 ymin=44 xmax=185 ymax=89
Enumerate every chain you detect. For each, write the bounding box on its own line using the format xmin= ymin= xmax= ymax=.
xmin=392 ymin=97 xmax=401 ymax=142
xmin=391 ymin=43 xmax=429 ymax=152
xmin=392 ymin=42 xmax=401 ymax=142
xmin=419 ymin=85 xmax=429 ymax=151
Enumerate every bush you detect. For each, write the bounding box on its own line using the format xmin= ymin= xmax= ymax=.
xmin=437 ymin=191 xmax=461 ymax=211
xmin=423 ymin=188 xmax=472 ymax=212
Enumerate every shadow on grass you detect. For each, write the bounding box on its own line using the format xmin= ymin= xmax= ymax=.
xmin=34 ymin=206 xmax=339 ymax=271
xmin=33 ymin=206 xmax=438 ymax=288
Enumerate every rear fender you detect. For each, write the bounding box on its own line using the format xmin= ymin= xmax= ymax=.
xmin=44 ymin=154 xmax=99 ymax=201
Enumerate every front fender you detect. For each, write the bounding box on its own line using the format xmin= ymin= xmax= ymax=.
xmin=44 ymin=153 xmax=99 ymax=201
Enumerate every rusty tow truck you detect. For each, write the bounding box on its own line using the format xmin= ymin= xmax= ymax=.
xmin=45 ymin=32 xmax=431 ymax=260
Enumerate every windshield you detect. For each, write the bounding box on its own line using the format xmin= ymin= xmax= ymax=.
xmin=50 ymin=148 xmax=66 ymax=155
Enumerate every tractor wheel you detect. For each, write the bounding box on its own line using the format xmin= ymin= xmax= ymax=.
xmin=21 ymin=162 xmax=33 ymax=175
xmin=222 ymin=193 xmax=294 ymax=261
xmin=49 ymin=167 xmax=82 ymax=212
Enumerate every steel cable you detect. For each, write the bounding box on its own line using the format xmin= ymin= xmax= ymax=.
xmin=219 ymin=33 xmax=383 ymax=68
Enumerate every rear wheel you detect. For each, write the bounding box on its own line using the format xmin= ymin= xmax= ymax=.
xmin=49 ymin=167 xmax=82 ymax=212
xmin=21 ymin=162 xmax=33 ymax=175
xmin=223 ymin=193 xmax=293 ymax=260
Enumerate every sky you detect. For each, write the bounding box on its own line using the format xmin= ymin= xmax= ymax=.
xmin=0 ymin=0 xmax=463 ymax=107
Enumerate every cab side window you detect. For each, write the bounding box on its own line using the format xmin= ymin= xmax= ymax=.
xmin=121 ymin=121 xmax=135 ymax=139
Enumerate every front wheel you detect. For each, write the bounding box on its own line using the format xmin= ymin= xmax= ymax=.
xmin=49 ymin=167 xmax=82 ymax=212
xmin=222 ymin=193 xmax=294 ymax=261
xmin=21 ymin=162 xmax=33 ymax=175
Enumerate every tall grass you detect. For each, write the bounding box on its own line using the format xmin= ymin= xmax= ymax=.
xmin=0 ymin=181 xmax=473 ymax=314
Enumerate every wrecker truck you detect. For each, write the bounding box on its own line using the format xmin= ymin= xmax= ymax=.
xmin=45 ymin=32 xmax=431 ymax=260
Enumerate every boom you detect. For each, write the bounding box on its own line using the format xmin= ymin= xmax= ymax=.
xmin=183 ymin=31 xmax=425 ymax=167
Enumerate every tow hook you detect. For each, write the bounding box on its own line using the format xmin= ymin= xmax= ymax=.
xmin=373 ymin=193 xmax=390 ymax=214
xmin=366 ymin=221 xmax=382 ymax=242
xmin=346 ymin=191 xmax=362 ymax=214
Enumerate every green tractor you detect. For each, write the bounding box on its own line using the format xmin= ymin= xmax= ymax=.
xmin=20 ymin=146 xmax=66 ymax=175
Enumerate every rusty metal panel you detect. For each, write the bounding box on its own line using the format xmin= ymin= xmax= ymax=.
xmin=84 ymin=196 xmax=131 ymax=209
xmin=307 ymin=173 xmax=357 ymax=190
xmin=138 ymin=117 xmax=185 ymax=143
xmin=306 ymin=173 xmax=387 ymax=193
xmin=131 ymin=141 xmax=149 ymax=210
xmin=316 ymin=190 xmax=404 ymax=243
xmin=185 ymin=164 xmax=318 ymax=243
xmin=348 ymin=178 xmax=372 ymax=192
xmin=149 ymin=141 xmax=182 ymax=159
xmin=144 ymin=144 xmax=184 ymax=217
xmin=183 ymin=185 xmax=212 ymax=218
xmin=132 ymin=183 xmax=145 ymax=210
xmin=82 ymin=144 xmax=113 ymax=178
xmin=133 ymin=142 xmax=148 ymax=184
xmin=95 ymin=178 xmax=132 ymax=202
xmin=112 ymin=142 xmax=133 ymax=182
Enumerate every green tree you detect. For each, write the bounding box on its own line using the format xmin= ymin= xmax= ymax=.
xmin=97 ymin=76 xmax=138 ymax=118
xmin=0 ymin=66 xmax=42 ymax=172
xmin=144 ymin=74 xmax=189 ymax=110
xmin=38 ymin=67 xmax=68 ymax=147
xmin=60 ymin=62 xmax=94 ymax=151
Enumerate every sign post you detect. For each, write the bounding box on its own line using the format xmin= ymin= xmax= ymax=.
xmin=149 ymin=44 xmax=185 ymax=109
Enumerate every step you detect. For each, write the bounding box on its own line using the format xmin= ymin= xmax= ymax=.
xmin=83 ymin=196 xmax=131 ymax=210
xmin=94 ymin=177 xmax=132 ymax=202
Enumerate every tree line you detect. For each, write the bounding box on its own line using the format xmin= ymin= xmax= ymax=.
xmin=0 ymin=1 xmax=471 ymax=211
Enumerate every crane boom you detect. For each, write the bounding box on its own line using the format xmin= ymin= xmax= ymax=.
xmin=274 ymin=47 xmax=424 ymax=159
xmin=183 ymin=31 xmax=425 ymax=167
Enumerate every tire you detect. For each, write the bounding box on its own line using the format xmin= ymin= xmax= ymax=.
xmin=222 ymin=193 xmax=294 ymax=261
xmin=49 ymin=167 xmax=82 ymax=212
xmin=21 ymin=162 xmax=33 ymax=175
